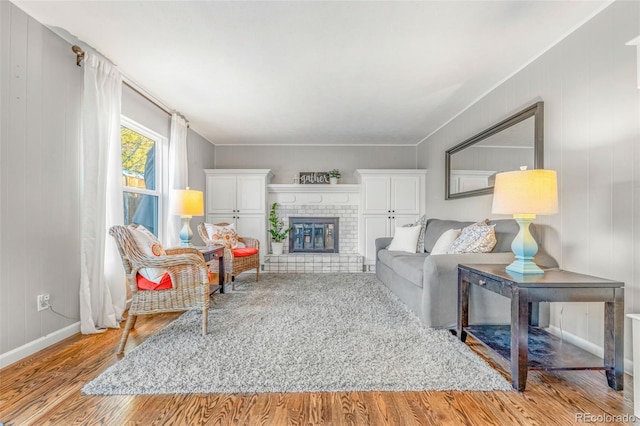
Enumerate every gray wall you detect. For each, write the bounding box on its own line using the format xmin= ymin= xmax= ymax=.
xmin=1 ymin=1 xmax=83 ymax=355
xmin=418 ymin=0 xmax=639 ymax=363
xmin=214 ymin=145 xmax=417 ymax=183
xmin=0 ymin=2 xmax=215 ymax=358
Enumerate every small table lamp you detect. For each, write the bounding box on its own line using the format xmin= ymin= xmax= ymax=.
xmin=170 ymin=188 xmax=204 ymax=247
xmin=491 ymin=168 xmax=558 ymax=275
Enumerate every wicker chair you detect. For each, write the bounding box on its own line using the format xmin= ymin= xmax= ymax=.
xmin=109 ymin=225 xmax=210 ymax=355
xmin=197 ymin=222 xmax=260 ymax=289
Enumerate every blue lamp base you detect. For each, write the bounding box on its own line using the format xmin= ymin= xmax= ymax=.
xmin=179 ymin=215 xmax=193 ymax=247
xmin=506 ymin=214 xmax=544 ymax=275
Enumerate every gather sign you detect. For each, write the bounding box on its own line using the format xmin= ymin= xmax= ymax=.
xmin=299 ymin=172 xmax=330 ymax=184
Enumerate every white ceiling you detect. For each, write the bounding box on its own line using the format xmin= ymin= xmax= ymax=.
xmin=14 ymin=0 xmax=609 ymax=146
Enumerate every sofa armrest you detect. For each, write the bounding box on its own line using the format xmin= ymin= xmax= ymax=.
xmin=421 ymin=252 xmax=516 ymax=328
xmin=375 ymin=237 xmax=393 ymax=254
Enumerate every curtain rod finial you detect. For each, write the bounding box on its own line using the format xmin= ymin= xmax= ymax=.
xmin=71 ymin=45 xmax=85 ymax=67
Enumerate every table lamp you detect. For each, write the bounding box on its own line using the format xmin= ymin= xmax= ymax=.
xmin=491 ymin=168 xmax=558 ymax=275
xmin=170 ymin=188 xmax=204 ymax=247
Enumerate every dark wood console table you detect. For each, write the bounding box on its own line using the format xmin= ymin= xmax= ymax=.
xmin=457 ymin=264 xmax=624 ymax=391
xmin=196 ymin=246 xmax=225 ymax=294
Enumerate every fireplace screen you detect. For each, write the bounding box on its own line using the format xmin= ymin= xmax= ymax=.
xmin=289 ymin=217 xmax=339 ymax=253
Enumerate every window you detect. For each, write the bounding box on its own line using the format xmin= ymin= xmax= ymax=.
xmin=121 ymin=117 xmax=166 ymax=238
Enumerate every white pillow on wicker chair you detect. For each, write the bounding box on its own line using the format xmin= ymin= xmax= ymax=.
xmin=127 ymin=224 xmax=168 ymax=285
xmin=205 ymin=223 xmax=239 ymax=249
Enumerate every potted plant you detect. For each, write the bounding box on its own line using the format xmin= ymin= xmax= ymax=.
xmin=268 ymin=202 xmax=291 ymax=255
xmin=328 ymin=169 xmax=341 ymax=184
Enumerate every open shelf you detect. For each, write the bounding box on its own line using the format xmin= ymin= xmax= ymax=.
xmin=465 ymin=325 xmax=608 ymax=371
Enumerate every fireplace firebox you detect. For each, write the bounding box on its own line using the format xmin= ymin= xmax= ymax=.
xmin=289 ymin=217 xmax=339 ymax=253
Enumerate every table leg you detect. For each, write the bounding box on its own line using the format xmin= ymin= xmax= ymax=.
xmin=528 ymin=302 xmax=540 ymax=326
xmin=511 ymin=287 xmax=529 ymax=391
xmin=218 ymin=254 xmax=225 ymax=294
xmin=604 ymin=288 xmax=624 ymax=390
xmin=457 ymin=271 xmax=469 ymax=342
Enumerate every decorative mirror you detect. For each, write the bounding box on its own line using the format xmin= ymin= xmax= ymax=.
xmin=445 ymin=101 xmax=544 ymax=200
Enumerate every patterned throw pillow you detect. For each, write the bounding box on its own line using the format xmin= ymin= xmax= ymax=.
xmin=128 ymin=224 xmax=166 ymax=257
xmin=402 ymin=215 xmax=427 ymax=252
xmin=447 ymin=221 xmax=497 ymax=254
xmin=128 ymin=224 xmax=170 ymax=289
xmin=205 ymin=223 xmax=239 ymax=249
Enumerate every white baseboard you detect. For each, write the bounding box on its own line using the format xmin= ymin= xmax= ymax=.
xmin=0 ymin=322 xmax=81 ymax=369
xmin=547 ymin=325 xmax=633 ymax=375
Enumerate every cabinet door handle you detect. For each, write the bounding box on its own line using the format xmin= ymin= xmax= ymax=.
xmin=478 ymin=280 xmax=486 ymax=286
xmin=392 ymin=216 xmax=395 ymax=219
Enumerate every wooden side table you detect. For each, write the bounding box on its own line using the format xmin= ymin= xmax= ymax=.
xmin=457 ymin=263 xmax=624 ymax=391
xmin=196 ymin=246 xmax=225 ymax=294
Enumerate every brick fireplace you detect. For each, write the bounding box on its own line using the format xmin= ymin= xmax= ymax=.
xmin=264 ymin=184 xmax=363 ymax=273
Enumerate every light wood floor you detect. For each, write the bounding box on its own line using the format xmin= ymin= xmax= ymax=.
xmin=0 ymin=311 xmax=635 ymax=425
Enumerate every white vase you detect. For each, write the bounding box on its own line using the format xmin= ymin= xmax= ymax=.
xmin=271 ymin=241 xmax=284 ymax=255
xmin=330 ymin=177 xmax=338 ymax=185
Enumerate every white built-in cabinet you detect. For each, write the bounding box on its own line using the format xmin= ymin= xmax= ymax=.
xmin=204 ymin=169 xmax=273 ymax=263
xmin=355 ymin=169 xmax=427 ymax=267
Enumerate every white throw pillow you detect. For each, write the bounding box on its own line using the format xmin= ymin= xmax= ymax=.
xmin=402 ymin=215 xmax=427 ymax=252
xmin=387 ymin=226 xmax=423 ymax=253
xmin=430 ymin=229 xmax=461 ymax=255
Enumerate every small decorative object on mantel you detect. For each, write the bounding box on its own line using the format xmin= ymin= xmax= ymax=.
xmin=299 ymin=171 xmax=330 ymax=184
xmin=328 ymin=169 xmax=341 ymax=185
xmin=268 ymin=202 xmax=292 ymax=255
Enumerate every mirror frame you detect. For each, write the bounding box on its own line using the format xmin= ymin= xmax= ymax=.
xmin=445 ymin=101 xmax=544 ymax=200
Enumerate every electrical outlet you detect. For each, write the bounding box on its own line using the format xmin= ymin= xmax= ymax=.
xmin=37 ymin=293 xmax=50 ymax=311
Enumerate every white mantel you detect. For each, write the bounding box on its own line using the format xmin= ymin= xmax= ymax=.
xmin=268 ymin=184 xmax=360 ymax=206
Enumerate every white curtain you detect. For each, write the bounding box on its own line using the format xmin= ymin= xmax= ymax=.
xmin=165 ymin=113 xmax=189 ymax=247
xmin=79 ymin=52 xmax=126 ymax=334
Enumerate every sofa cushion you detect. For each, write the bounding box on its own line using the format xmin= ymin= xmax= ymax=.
xmin=424 ymin=219 xmax=475 ymax=253
xmin=391 ymin=255 xmax=428 ymax=288
xmin=378 ymin=249 xmax=412 ymax=269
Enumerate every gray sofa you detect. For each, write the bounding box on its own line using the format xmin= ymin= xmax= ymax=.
xmin=375 ymin=218 xmax=558 ymax=328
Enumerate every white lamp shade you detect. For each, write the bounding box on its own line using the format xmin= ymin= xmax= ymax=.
xmin=170 ymin=189 xmax=204 ymax=216
xmin=492 ymin=169 xmax=558 ymax=215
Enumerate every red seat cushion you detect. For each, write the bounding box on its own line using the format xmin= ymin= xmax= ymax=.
xmin=232 ymin=247 xmax=259 ymax=257
xmin=136 ymin=271 xmax=214 ymax=290
xmin=136 ymin=272 xmax=173 ymax=290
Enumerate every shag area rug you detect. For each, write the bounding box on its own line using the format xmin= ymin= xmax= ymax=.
xmin=83 ymin=273 xmax=511 ymax=394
